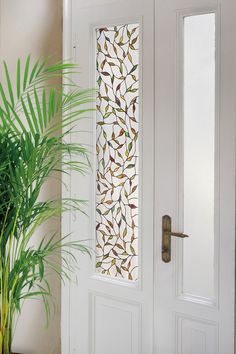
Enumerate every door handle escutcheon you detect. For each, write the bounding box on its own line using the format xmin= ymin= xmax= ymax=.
xmin=162 ymin=215 xmax=189 ymax=263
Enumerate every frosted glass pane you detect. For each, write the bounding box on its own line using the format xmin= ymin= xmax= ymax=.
xmin=183 ymin=14 xmax=215 ymax=299
xmin=95 ymin=24 xmax=139 ymax=281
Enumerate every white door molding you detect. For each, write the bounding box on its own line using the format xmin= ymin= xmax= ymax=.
xmin=61 ymin=1 xmax=72 ymax=353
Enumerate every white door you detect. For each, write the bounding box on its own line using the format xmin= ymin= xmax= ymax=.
xmin=62 ymin=0 xmax=236 ymax=353
xmin=155 ymin=0 xmax=236 ymax=353
xmin=62 ymin=0 xmax=155 ymax=353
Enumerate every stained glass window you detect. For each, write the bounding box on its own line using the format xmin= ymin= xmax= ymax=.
xmin=95 ymin=24 xmax=139 ymax=281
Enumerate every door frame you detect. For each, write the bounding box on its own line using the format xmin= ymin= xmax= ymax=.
xmin=61 ymin=1 xmax=73 ymax=353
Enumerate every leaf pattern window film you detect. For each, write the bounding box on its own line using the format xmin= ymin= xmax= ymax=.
xmin=96 ymin=24 xmax=140 ymax=281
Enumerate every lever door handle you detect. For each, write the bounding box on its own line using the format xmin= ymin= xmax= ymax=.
xmin=162 ymin=215 xmax=189 ymax=263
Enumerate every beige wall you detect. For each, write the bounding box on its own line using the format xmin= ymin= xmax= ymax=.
xmin=0 ymin=1 xmax=62 ymax=353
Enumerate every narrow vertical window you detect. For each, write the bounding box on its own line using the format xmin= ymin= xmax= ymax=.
xmin=183 ymin=14 xmax=215 ymax=299
xmin=95 ymin=24 xmax=140 ymax=281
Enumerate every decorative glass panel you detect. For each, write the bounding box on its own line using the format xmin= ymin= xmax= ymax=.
xmin=183 ymin=14 xmax=215 ymax=299
xmin=95 ymin=24 xmax=139 ymax=281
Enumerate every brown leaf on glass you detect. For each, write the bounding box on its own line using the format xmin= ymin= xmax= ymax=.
xmin=99 ymin=27 xmax=108 ymax=32
xmin=130 ymin=97 xmax=137 ymax=105
xmin=105 ymin=200 xmax=113 ymax=205
xmin=131 ymin=185 xmax=138 ymax=194
xmin=131 ymin=37 xmax=138 ymax=45
xmin=129 ymin=204 xmax=137 ymax=209
xmin=117 ymin=174 xmax=126 ymax=179
xmin=118 ymin=117 xmax=126 ymax=124
xmin=101 ymin=59 xmax=106 ymax=70
xmin=115 ymin=96 xmax=121 ymax=107
xmin=101 ymin=71 xmax=110 ymax=76
xmin=118 ymin=129 xmax=125 ymax=136
xmin=107 ymin=220 xmax=113 ymax=228
xmin=113 ymin=167 xmax=120 ymax=173
xmin=121 ymin=266 xmax=129 ymax=272
xmin=117 ymin=151 xmax=123 ymax=158
xmin=112 ymin=249 xmax=118 ymax=257
xmin=116 ymin=83 xmax=121 ymax=91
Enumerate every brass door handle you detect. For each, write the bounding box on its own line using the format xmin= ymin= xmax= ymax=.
xmin=162 ymin=215 xmax=189 ymax=263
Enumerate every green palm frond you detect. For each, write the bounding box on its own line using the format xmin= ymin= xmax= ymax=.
xmin=0 ymin=56 xmax=94 ymax=354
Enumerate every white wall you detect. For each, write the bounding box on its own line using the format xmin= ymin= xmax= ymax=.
xmin=0 ymin=1 xmax=62 ymax=353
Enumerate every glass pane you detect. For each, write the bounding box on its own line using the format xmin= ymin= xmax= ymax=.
xmin=95 ymin=24 xmax=139 ymax=281
xmin=183 ymin=14 xmax=215 ymax=299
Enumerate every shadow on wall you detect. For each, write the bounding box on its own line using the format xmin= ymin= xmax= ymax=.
xmin=0 ymin=0 xmax=62 ymax=353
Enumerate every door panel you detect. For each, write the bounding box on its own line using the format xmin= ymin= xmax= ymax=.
xmin=91 ymin=294 xmax=141 ymax=354
xmin=176 ymin=315 xmax=218 ymax=354
xmin=64 ymin=0 xmax=155 ymax=353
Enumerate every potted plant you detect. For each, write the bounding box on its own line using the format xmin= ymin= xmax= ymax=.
xmin=0 ymin=56 xmax=93 ymax=354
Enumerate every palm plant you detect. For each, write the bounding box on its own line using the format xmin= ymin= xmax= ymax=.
xmin=0 ymin=56 xmax=93 ymax=354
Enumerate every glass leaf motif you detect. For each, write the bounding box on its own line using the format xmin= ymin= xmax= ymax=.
xmin=95 ymin=24 xmax=139 ymax=281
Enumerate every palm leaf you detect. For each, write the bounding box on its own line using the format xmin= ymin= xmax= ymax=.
xmin=0 ymin=56 xmax=94 ymax=351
